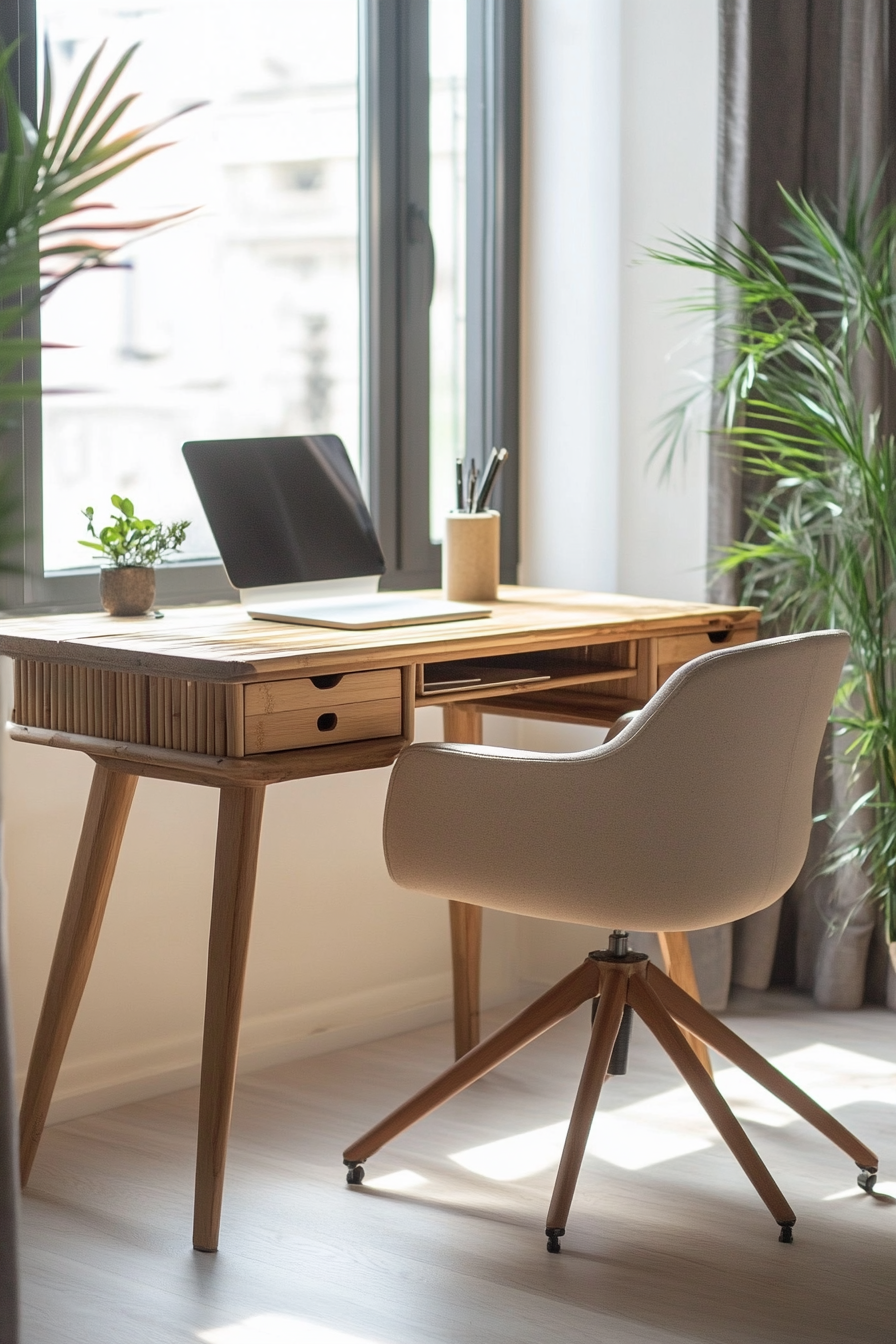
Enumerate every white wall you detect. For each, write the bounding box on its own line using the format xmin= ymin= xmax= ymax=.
xmin=518 ymin=0 xmax=622 ymax=592
xmin=517 ymin=0 xmax=718 ymax=981
xmin=4 ymin=0 xmax=719 ymax=1121
xmin=520 ymin=0 xmax=716 ymax=603
xmin=617 ymin=0 xmax=716 ymax=601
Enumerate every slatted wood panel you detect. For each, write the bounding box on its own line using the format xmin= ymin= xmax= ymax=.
xmin=13 ymin=659 xmax=243 ymax=757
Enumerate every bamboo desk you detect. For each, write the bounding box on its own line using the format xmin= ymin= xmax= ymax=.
xmin=0 ymin=585 xmax=759 ymax=1250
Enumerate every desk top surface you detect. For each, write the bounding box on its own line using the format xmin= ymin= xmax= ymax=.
xmin=0 ymin=586 xmax=760 ymax=682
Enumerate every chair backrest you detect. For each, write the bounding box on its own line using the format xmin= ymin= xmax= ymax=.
xmin=383 ymin=631 xmax=849 ymax=931
xmin=579 ymin=629 xmax=849 ymax=927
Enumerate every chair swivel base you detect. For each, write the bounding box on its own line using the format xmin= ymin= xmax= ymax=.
xmin=343 ymin=933 xmax=879 ymax=1252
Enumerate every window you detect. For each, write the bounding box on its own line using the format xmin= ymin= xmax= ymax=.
xmin=0 ymin=0 xmax=519 ymax=610
xmin=428 ymin=0 xmax=466 ymax=542
xmin=38 ymin=0 xmax=361 ymax=575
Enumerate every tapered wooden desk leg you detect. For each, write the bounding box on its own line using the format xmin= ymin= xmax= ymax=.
xmin=545 ymin=969 xmax=627 ymax=1244
xmin=448 ymin=901 xmax=482 ymax=1059
xmin=193 ymin=785 xmax=266 ymax=1252
xmin=443 ymin=703 xmax=484 ymax=1058
xmin=19 ymin=764 xmax=138 ymax=1185
xmin=656 ymin=930 xmax=713 ymax=1075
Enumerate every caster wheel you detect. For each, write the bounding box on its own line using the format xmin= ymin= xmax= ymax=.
xmin=778 ymin=1223 xmax=794 ymax=1244
xmin=545 ymin=1227 xmax=564 ymax=1254
xmin=858 ymin=1169 xmax=878 ymax=1195
xmin=345 ymin=1164 xmax=365 ymax=1186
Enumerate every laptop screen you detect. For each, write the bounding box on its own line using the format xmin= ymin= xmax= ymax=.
xmin=182 ymin=435 xmax=386 ymax=590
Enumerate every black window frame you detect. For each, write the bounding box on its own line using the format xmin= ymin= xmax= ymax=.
xmin=0 ymin=0 xmax=520 ymax=610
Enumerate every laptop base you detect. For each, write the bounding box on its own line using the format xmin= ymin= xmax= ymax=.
xmin=248 ymin=594 xmax=492 ymax=630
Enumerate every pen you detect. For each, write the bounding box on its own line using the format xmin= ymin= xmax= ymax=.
xmin=475 ymin=446 xmax=508 ymax=511
xmin=466 ymin=459 xmax=478 ymax=513
xmin=476 ymin=447 xmax=499 ymax=509
xmin=456 ymin=457 xmax=464 ymax=511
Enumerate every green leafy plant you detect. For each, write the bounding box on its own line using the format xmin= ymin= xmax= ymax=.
xmin=80 ymin=494 xmax=189 ymax=568
xmin=650 ymin=185 xmax=896 ymax=948
xmin=0 ymin=37 xmax=193 ymax=569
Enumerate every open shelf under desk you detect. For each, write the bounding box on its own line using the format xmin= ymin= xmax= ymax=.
xmin=461 ymin=688 xmax=645 ymax=728
xmin=415 ymin=659 xmax=637 ymax=708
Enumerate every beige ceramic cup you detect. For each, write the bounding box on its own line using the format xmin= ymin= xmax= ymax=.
xmin=442 ymin=510 xmax=500 ymax=602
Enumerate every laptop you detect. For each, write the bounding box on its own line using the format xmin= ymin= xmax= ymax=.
xmin=181 ymin=435 xmax=492 ymax=630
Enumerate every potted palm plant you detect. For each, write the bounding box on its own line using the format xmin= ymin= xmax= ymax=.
xmin=651 ymin=186 xmax=896 ymax=971
xmin=0 ymin=36 xmax=189 ymax=1342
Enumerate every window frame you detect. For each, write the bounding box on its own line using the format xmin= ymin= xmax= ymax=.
xmin=365 ymin=0 xmax=521 ymax=589
xmin=0 ymin=0 xmax=520 ymax=611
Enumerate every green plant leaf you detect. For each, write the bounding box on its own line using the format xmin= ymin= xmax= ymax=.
xmin=652 ymin=178 xmax=896 ymax=943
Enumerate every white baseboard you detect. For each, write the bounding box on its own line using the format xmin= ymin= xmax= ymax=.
xmin=29 ymin=972 xmax=520 ymax=1125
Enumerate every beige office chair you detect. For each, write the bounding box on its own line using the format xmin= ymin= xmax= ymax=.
xmin=344 ymin=631 xmax=880 ymax=1250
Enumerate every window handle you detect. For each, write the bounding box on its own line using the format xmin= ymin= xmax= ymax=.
xmin=408 ymin=203 xmax=436 ymax=308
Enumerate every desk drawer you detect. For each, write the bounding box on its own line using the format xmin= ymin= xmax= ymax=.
xmin=244 ymin=668 xmax=399 ymax=716
xmin=244 ymin=668 xmax=402 ymax=754
xmin=656 ymin=628 xmax=755 ymax=687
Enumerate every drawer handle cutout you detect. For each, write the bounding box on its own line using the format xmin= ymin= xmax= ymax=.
xmin=317 ymin=712 xmax=338 ymax=732
xmin=311 ymin=674 xmax=344 ymax=690
xmin=708 ymin=630 xmax=732 ymax=644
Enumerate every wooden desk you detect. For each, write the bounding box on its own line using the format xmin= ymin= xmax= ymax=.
xmin=0 ymin=586 xmax=758 ymax=1249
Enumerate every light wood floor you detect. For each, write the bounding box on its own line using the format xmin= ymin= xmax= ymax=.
xmin=20 ymin=988 xmax=896 ymax=1344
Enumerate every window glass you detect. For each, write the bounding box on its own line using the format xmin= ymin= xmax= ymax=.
xmin=37 ymin=0 xmax=360 ymax=573
xmin=428 ymin=0 xmax=466 ymax=542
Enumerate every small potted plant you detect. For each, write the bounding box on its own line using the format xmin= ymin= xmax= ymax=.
xmin=81 ymin=494 xmax=190 ymax=616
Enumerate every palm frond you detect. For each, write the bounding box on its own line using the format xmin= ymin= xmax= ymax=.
xmin=0 ymin=38 xmax=192 ymax=569
xmin=654 ymin=180 xmax=896 ymax=943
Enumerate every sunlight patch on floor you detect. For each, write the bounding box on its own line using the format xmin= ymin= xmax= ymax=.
xmin=586 ymin=1092 xmax=716 ymax=1169
xmin=451 ymin=1121 xmax=569 ymax=1181
xmin=824 ymin=1182 xmax=896 ymax=1201
xmin=365 ymin=1169 xmax=429 ymax=1192
xmin=198 ymin=1316 xmax=385 ymax=1344
xmin=448 ymin=1043 xmax=896 ymax=1181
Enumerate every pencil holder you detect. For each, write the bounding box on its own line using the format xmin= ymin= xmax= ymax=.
xmin=442 ymin=510 xmax=500 ymax=602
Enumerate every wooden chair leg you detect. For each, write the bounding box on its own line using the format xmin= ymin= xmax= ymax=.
xmin=443 ymin=703 xmax=484 ymax=1058
xmin=628 ymin=975 xmax=796 ymax=1234
xmin=646 ymin=963 xmax=879 ymax=1172
xmin=544 ymin=969 xmax=627 ymax=1248
xmin=656 ymin=931 xmax=713 ymax=1075
xmin=192 ymin=785 xmax=266 ymax=1252
xmin=19 ymin=764 xmax=138 ymax=1186
xmin=344 ymin=958 xmax=601 ymax=1169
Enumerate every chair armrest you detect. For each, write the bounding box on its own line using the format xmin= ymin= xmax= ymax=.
xmin=603 ymin=709 xmax=640 ymax=743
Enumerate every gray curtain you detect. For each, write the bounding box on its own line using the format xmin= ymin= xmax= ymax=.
xmin=713 ymin=0 xmax=896 ymax=1010
xmin=0 ymin=873 xmax=19 ymax=1342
